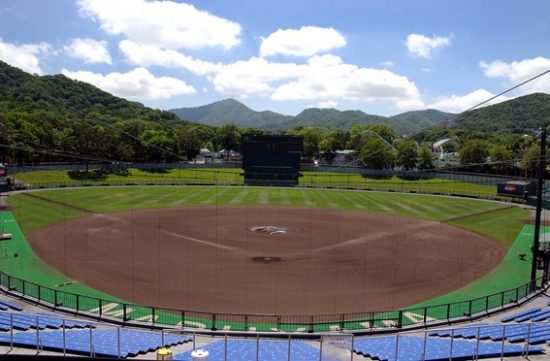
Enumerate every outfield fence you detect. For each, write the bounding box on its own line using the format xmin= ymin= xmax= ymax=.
xmin=9 ymin=171 xmax=531 ymax=201
xmin=0 ymin=269 xmax=546 ymax=334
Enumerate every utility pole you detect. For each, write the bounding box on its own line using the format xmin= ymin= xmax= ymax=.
xmin=531 ymin=128 xmax=547 ymax=283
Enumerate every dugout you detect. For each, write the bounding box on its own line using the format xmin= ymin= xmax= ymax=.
xmin=497 ymin=180 xmax=536 ymax=198
xmin=0 ymin=164 xmax=10 ymax=193
xmin=241 ymin=135 xmax=303 ymax=186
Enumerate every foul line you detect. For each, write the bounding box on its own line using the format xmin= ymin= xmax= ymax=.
xmin=443 ymin=205 xmax=516 ymax=223
xmin=21 ymin=192 xmax=94 ymax=213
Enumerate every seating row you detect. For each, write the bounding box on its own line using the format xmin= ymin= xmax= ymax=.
xmin=0 ymin=311 xmax=91 ymax=331
xmin=174 ymin=339 xmax=340 ymax=361
xmin=352 ymin=335 xmax=544 ymax=361
xmin=430 ymin=323 xmax=550 ymax=345
xmin=0 ymin=328 xmax=191 ymax=358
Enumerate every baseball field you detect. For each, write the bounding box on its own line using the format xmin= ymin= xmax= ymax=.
xmin=0 ymin=169 xmax=542 ymax=331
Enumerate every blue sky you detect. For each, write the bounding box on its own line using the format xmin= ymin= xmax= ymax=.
xmin=1 ymin=0 xmax=549 ymax=116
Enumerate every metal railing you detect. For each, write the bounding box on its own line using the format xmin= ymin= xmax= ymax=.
xmin=0 ymin=269 xmax=545 ymax=333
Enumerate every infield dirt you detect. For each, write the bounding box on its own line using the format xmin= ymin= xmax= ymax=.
xmin=28 ymin=206 xmax=505 ymax=315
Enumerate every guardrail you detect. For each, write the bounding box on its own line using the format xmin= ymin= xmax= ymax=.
xmin=0 ymin=269 xmax=546 ymax=334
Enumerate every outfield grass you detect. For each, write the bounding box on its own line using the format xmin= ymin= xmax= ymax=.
xmin=8 ymin=186 xmax=510 ymax=232
xmin=11 ymin=168 xmax=498 ymax=198
xmin=0 ymin=185 xmax=533 ymax=331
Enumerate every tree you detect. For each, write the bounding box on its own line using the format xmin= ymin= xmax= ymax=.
xmin=177 ymin=127 xmax=202 ymax=160
xmin=489 ymin=145 xmax=515 ymax=174
xmin=522 ymin=145 xmax=541 ymax=177
xmin=459 ymin=140 xmax=488 ymax=166
xmin=418 ymin=145 xmax=434 ymax=170
xmin=319 ymin=130 xmax=345 ymax=164
xmin=216 ymin=123 xmax=241 ymax=158
xmin=287 ymin=127 xmax=321 ymax=159
xmin=360 ymin=137 xmax=396 ymax=169
xmin=348 ymin=124 xmax=395 ymax=152
xmin=396 ymin=140 xmax=418 ymax=170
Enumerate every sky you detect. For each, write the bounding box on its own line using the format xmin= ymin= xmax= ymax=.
xmin=1 ymin=0 xmax=549 ymax=116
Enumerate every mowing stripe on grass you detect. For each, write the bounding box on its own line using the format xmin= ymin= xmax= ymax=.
xmin=228 ymin=188 xmax=249 ymax=205
xmin=21 ymin=192 xmax=93 ymax=213
xmin=166 ymin=187 xmax=212 ymax=206
xmin=443 ymin=205 xmax=516 ymax=222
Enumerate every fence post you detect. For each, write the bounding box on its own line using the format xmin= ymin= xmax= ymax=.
xmin=181 ymin=311 xmax=185 ymax=328
xmin=468 ymin=300 xmax=473 ymax=319
xmin=485 ymin=296 xmax=489 ymax=313
xmin=515 ymin=287 xmax=519 ymax=302
xmin=54 ymin=289 xmax=58 ymax=307
xmin=123 ymin=304 xmax=127 ymax=321
xmin=501 ymin=291 xmax=505 ymax=307
xmin=244 ymin=315 xmax=248 ymax=331
xmin=117 ymin=326 xmax=121 ymax=359
xmin=394 ymin=334 xmax=400 ymax=361
xmin=446 ymin=303 xmax=451 ymax=321
xmin=152 ymin=308 xmax=155 ymax=325
xmin=62 ymin=319 xmax=66 ymax=356
xmin=211 ymin=314 xmax=217 ymax=331
xmin=398 ymin=310 xmax=403 ymax=328
xmin=99 ymin=299 xmax=102 ymax=318
xmin=38 ymin=284 xmax=41 ymax=301
xmin=287 ymin=334 xmax=291 ymax=361
xmin=76 ymin=294 xmax=80 ymax=312
xmin=10 ymin=313 xmax=13 ymax=352
xmin=423 ymin=307 xmax=428 ymax=324
xmin=309 ymin=315 xmax=314 ymax=333
xmin=340 ymin=313 xmax=345 ymax=330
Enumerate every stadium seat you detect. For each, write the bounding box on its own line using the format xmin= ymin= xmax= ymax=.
xmin=0 ymin=327 xmax=191 ymax=358
xmin=501 ymin=307 xmax=541 ymax=322
xmin=352 ymin=335 xmax=544 ymax=361
xmin=174 ymin=339 xmax=341 ymax=361
xmin=0 ymin=300 xmax=23 ymax=312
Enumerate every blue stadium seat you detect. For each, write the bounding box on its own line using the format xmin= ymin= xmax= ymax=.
xmin=0 ymin=328 xmax=191 ymax=358
xmin=352 ymin=335 xmax=544 ymax=361
xmin=501 ymin=307 xmax=541 ymax=322
xmin=174 ymin=339 xmax=341 ymax=361
xmin=0 ymin=300 xmax=23 ymax=311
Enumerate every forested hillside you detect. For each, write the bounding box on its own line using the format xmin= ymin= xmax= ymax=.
xmin=170 ymin=99 xmax=454 ymax=135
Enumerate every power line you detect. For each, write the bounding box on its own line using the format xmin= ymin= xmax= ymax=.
xmin=462 ymin=68 xmax=550 ymax=114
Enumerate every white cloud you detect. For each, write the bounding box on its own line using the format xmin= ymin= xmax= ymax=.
xmin=480 ymin=57 xmax=550 ymax=94
xmin=65 ymin=38 xmax=112 ymax=64
xmin=406 ymin=33 xmax=451 ymax=59
xmin=314 ymin=100 xmax=338 ymax=109
xmin=212 ymin=56 xmax=303 ymax=97
xmin=260 ymin=26 xmax=346 ymax=57
xmin=0 ymin=39 xmax=50 ymax=74
xmin=380 ymin=60 xmax=394 ymax=67
xmin=61 ymin=67 xmax=195 ymax=99
xmin=119 ymin=40 xmax=221 ymax=75
xmin=213 ymin=55 xmax=424 ymax=110
xmin=77 ymin=0 xmax=241 ymax=50
xmin=429 ymin=89 xmax=508 ymax=113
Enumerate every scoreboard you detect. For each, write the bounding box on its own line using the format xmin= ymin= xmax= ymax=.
xmin=241 ymin=135 xmax=303 ymax=186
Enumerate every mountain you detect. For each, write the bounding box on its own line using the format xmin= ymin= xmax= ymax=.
xmin=170 ymin=99 xmax=293 ymax=129
xmin=0 ymin=60 xmax=178 ymax=124
xmin=452 ymin=93 xmax=550 ymax=133
xmin=415 ymin=93 xmax=550 ymax=141
xmin=170 ymin=99 xmax=454 ymax=135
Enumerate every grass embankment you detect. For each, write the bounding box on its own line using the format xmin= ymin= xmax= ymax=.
xmin=11 ymin=168 xmax=498 ymax=198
